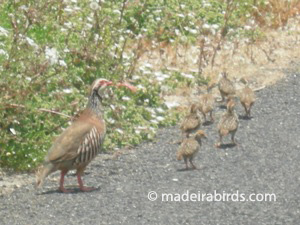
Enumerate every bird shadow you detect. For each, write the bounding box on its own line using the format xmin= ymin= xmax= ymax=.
xmin=176 ymin=165 xmax=206 ymax=172
xmin=239 ymin=115 xmax=252 ymax=120
xmin=217 ymin=143 xmax=237 ymax=149
xmin=36 ymin=186 xmax=100 ymax=195
xmin=203 ymin=121 xmax=214 ymax=126
xmin=218 ymin=105 xmax=227 ymax=109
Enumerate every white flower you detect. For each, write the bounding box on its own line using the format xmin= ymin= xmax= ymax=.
xmin=244 ymin=25 xmax=252 ymax=30
xmin=142 ymin=70 xmax=151 ymax=75
xmin=146 ymin=107 xmax=155 ymax=114
xmin=181 ymin=73 xmax=194 ymax=79
xmin=59 ymin=60 xmax=67 ymax=67
xmin=90 ymin=2 xmax=99 ymax=10
xmin=132 ymin=75 xmax=140 ymax=80
xmin=63 ymin=88 xmax=72 ymax=93
xmin=19 ymin=5 xmax=28 ymax=11
xmin=64 ymin=22 xmax=73 ymax=28
xmin=113 ymin=9 xmax=121 ymax=14
xmin=64 ymin=7 xmax=74 ymax=12
xmin=116 ymin=128 xmax=124 ymax=134
xmin=45 ymin=47 xmax=59 ymax=65
xmin=107 ymin=118 xmax=115 ymax=124
xmin=156 ymin=116 xmax=164 ymax=121
xmin=144 ymin=63 xmax=153 ymax=68
xmin=164 ymin=101 xmax=179 ymax=109
xmin=189 ymin=28 xmax=198 ymax=34
xmin=85 ymin=23 xmax=93 ymax=29
xmin=178 ymin=13 xmax=185 ymax=18
xmin=25 ymin=37 xmax=38 ymax=49
xmin=150 ymin=119 xmax=159 ymax=124
xmin=149 ymin=127 xmax=156 ymax=132
xmin=10 ymin=128 xmax=16 ymax=135
xmin=122 ymin=96 xmax=130 ymax=101
xmin=211 ymin=24 xmax=219 ymax=30
xmin=136 ymin=126 xmax=147 ymax=130
xmin=0 ymin=26 xmax=9 ymax=36
xmin=136 ymin=84 xmax=145 ymax=89
xmin=156 ymin=108 xmax=164 ymax=113
xmin=0 ymin=49 xmax=8 ymax=58
xmin=156 ymin=76 xmax=166 ymax=82
xmin=203 ymin=23 xmax=210 ymax=29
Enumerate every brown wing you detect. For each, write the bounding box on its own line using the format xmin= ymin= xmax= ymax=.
xmin=181 ymin=114 xmax=201 ymax=131
xmin=219 ymin=78 xmax=235 ymax=95
xmin=240 ymin=87 xmax=255 ymax=105
xmin=178 ymin=138 xmax=198 ymax=157
xmin=218 ymin=112 xmax=238 ymax=133
xmin=199 ymin=94 xmax=214 ymax=113
xmin=47 ymin=121 xmax=95 ymax=163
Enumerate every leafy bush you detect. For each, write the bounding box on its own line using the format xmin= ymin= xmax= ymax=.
xmin=0 ymin=0 xmax=298 ymax=170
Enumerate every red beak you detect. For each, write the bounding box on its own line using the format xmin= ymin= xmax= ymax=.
xmin=106 ymin=81 xmax=114 ymax=86
xmin=115 ymin=81 xmax=137 ymax=92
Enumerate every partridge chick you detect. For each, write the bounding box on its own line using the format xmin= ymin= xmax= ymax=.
xmin=216 ymin=99 xmax=239 ymax=147
xmin=180 ymin=103 xmax=201 ymax=139
xmin=198 ymin=84 xmax=215 ymax=124
xmin=240 ymin=86 xmax=255 ymax=118
xmin=176 ymin=130 xmax=207 ymax=170
xmin=218 ymin=72 xmax=235 ymax=103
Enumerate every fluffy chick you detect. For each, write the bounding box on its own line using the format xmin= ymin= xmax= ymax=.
xmin=216 ymin=99 xmax=239 ymax=147
xmin=176 ymin=130 xmax=207 ymax=170
xmin=180 ymin=103 xmax=201 ymax=138
xmin=198 ymin=84 xmax=215 ymax=124
xmin=218 ymin=72 xmax=235 ymax=103
xmin=240 ymin=86 xmax=255 ymax=118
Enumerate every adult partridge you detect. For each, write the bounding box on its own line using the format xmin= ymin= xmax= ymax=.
xmin=218 ymin=72 xmax=235 ymax=103
xmin=176 ymin=130 xmax=207 ymax=170
xmin=36 ymin=78 xmax=134 ymax=192
xmin=216 ymin=99 xmax=239 ymax=148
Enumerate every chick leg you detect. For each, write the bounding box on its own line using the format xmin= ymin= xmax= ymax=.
xmin=209 ymin=110 xmax=214 ymax=122
xmin=215 ymin=133 xmax=223 ymax=148
xmin=231 ymin=131 xmax=237 ymax=145
xmin=220 ymin=92 xmax=225 ymax=102
xmin=202 ymin=112 xmax=207 ymax=123
xmin=248 ymin=106 xmax=252 ymax=118
xmin=184 ymin=157 xmax=188 ymax=170
xmin=243 ymin=104 xmax=248 ymax=117
xmin=189 ymin=157 xmax=197 ymax=170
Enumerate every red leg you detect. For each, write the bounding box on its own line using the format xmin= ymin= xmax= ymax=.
xmin=77 ymin=173 xmax=96 ymax=192
xmin=59 ymin=170 xmax=72 ymax=193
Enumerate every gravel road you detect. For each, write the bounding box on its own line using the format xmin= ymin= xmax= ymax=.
xmin=1 ymin=69 xmax=300 ymax=225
